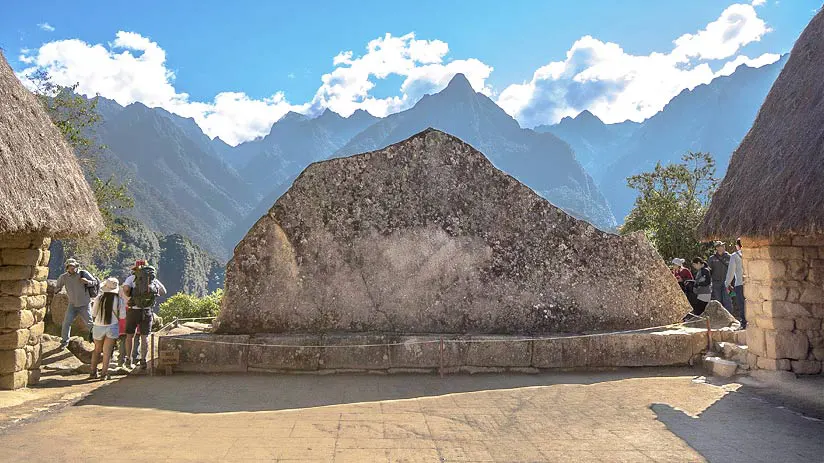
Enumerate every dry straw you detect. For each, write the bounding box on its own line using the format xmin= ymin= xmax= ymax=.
xmin=701 ymin=9 xmax=824 ymax=239
xmin=0 ymin=51 xmax=103 ymax=238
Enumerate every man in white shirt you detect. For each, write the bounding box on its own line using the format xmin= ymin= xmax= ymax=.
xmin=122 ymin=263 xmax=167 ymax=369
xmin=725 ymin=238 xmax=746 ymax=327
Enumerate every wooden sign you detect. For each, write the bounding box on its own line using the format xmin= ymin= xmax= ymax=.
xmin=159 ymin=349 xmax=180 ymax=366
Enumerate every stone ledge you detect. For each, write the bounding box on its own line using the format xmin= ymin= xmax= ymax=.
xmin=158 ymin=328 xmax=715 ymax=374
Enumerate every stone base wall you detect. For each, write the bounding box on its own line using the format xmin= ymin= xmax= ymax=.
xmin=157 ymin=328 xmax=734 ymax=374
xmin=743 ymin=237 xmax=824 ymax=375
xmin=0 ymin=234 xmax=51 ymax=390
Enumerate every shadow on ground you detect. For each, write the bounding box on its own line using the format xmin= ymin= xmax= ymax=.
xmin=76 ymin=367 xmax=697 ymax=413
xmin=653 ymin=386 xmax=824 ymax=463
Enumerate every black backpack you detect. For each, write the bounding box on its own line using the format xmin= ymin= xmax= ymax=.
xmin=80 ymin=270 xmax=100 ymax=298
xmin=130 ymin=265 xmax=159 ymax=308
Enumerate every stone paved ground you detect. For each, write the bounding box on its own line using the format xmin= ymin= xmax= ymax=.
xmin=0 ymin=369 xmax=822 ymax=462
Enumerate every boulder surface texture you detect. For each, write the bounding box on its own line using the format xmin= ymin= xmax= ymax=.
xmin=217 ymin=129 xmax=688 ymax=335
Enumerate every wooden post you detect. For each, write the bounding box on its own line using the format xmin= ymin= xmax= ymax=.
xmin=150 ymin=333 xmax=155 ymax=377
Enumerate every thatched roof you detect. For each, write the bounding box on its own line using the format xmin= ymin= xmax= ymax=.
xmin=0 ymin=52 xmax=103 ymax=238
xmin=701 ymin=10 xmax=824 ymax=239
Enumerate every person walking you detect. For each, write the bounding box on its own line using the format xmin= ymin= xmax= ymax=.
xmin=123 ymin=261 xmax=166 ymax=370
xmin=690 ymin=257 xmax=713 ymax=315
xmin=54 ymin=258 xmax=98 ymax=350
xmin=707 ymin=241 xmax=733 ymax=310
xmin=89 ymin=278 xmax=127 ymax=380
xmin=726 ymin=238 xmax=747 ymax=327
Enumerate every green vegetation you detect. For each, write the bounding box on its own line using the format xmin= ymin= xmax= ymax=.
xmin=158 ymin=289 xmax=223 ymax=322
xmin=621 ymin=151 xmax=718 ymax=262
xmin=29 ymin=70 xmax=134 ymax=265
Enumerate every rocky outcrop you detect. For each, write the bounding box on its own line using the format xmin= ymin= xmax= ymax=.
xmin=217 ymin=129 xmax=689 ymax=335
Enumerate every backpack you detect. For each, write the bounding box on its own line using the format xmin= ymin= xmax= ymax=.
xmin=130 ymin=265 xmax=159 ymax=308
xmin=80 ymin=270 xmax=100 ymax=298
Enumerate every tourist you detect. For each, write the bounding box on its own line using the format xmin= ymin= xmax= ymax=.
xmin=690 ymin=257 xmax=712 ymax=315
xmin=123 ymin=261 xmax=167 ymax=370
xmin=89 ymin=278 xmax=127 ymax=380
xmin=726 ymin=238 xmax=746 ymax=327
xmin=670 ymin=258 xmax=693 ymax=292
xmin=116 ymin=284 xmax=130 ymax=369
xmin=54 ymin=258 xmax=98 ymax=350
xmin=707 ymin=241 xmax=732 ymax=310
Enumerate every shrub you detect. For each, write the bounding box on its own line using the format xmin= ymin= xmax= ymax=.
xmin=158 ymin=289 xmax=223 ymax=321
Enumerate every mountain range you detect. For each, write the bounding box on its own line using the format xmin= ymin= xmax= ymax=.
xmin=88 ymin=57 xmax=786 ymax=266
xmin=537 ymin=55 xmax=787 ymax=221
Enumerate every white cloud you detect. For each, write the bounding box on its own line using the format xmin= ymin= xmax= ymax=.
xmin=715 ymin=52 xmax=780 ymax=76
xmin=752 ymin=0 xmax=766 ymax=6
xmin=17 ymin=3 xmax=779 ymax=144
xmin=310 ymin=32 xmax=493 ymax=117
xmin=37 ymin=23 xmax=55 ymax=32
xmin=19 ymin=31 xmax=294 ymax=145
xmin=498 ymin=3 xmax=775 ymax=127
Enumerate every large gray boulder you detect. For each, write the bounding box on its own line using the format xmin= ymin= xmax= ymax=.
xmin=217 ymin=129 xmax=689 ymax=335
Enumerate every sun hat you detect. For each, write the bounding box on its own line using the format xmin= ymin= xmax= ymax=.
xmin=671 ymin=258 xmax=684 ymax=266
xmin=65 ymin=258 xmax=79 ymax=268
xmin=713 ymin=240 xmax=725 ymax=247
xmin=100 ymin=277 xmax=119 ymax=293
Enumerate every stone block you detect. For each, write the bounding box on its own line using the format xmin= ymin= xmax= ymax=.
xmin=533 ymin=336 xmax=589 ymax=368
xmin=807 ymin=268 xmax=824 ymax=285
xmin=28 ymin=322 xmax=44 ymax=344
xmin=0 ymin=236 xmax=33 ymax=249
xmin=0 ymin=280 xmax=27 ymax=296
xmin=31 ymin=307 xmax=46 ymax=323
xmin=34 ymin=237 xmax=50 ymax=250
xmin=813 ymin=347 xmax=824 ymax=361
xmin=0 ymin=370 xmax=28 ymax=390
xmin=320 ymin=334 xmax=392 ymax=370
xmin=786 ymin=288 xmax=802 ymax=303
xmin=25 ymin=344 xmax=41 ymax=369
xmin=767 ymin=246 xmax=804 ymax=260
xmin=803 ymin=247 xmax=821 ymax=260
xmin=247 ymin=334 xmax=321 ymax=371
xmin=795 ymin=317 xmax=822 ymax=330
xmin=747 ymin=260 xmax=785 ymax=281
xmin=0 ymin=329 xmax=29 ymax=350
xmin=746 ymin=325 xmax=767 ymax=356
xmin=160 ymin=334 xmax=249 ymax=373
xmin=0 ymin=296 xmax=26 ymax=312
xmin=754 ymin=316 xmax=794 ymax=331
xmin=32 ymin=266 xmax=49 ymax=282
xmin=26 ymin=295 xmax=47 ymax=310
xmin=757 ymin=357 xmax=792 ymax=370
xmin=765 ymin=330 xmax=809 ymax=360
xmin=787 ymin=261 xmax=810 ymax=281
xmin=389 ymin=336 xmax=466 ymax=368
xmin=791 ymin=360 xmax=822 ymax=375
xmin=38 ymin=250 xmax=50 ymax=267
xmin=792 ymin=236 xmax=824 ymax=247
xmin=705 ymin=357 xmax=738 ymax=377
xmin=0 ymin=348 xmax=26 ymax=373
xmin=800 ymin=286 xmax=824 ymax=304
xmin=747 ymin=352 xmax=758 ymax=369
xmin=4 ymin=309 xmax=34 ymax=329
xmin=0 ymin=249 xmax=41 ymax=266
xmin=0 ymin=266 xmax=33 ymax=281
xmin=734 ymin=330 xmax=747 ymax=345
xmin=762 ymin=301 xmax=811 ymax=318
xmin=465 ymin=336 xmax=532 ymax=367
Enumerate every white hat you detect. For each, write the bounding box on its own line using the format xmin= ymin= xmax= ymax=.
xmin=100 ymin=277 xmax=119 ymax=293
xmin=671 ymin=258 xmax=685 ymax=266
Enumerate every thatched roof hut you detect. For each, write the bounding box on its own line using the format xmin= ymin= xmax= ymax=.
xmin=0 ymin=52 xmax=103 ymax=238
xmin=701 ymin=9 xmax=824 ymax=239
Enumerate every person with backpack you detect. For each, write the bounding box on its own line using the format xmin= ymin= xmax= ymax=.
xmin=707 ymin=241 xmax=733 ymax=310
xmin=54 ymin=258 xmax=99 ymax=350
xmin=689 ymin=257 xmax=713 ymax=316
xmin=89 ymin=278 xmax=127 ymax=380
xmin=123 ymin=261 xmax=167 ymax=370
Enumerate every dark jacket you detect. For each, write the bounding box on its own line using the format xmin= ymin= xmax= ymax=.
xmin=693 ymin=266 xmax=712 ymax=296
xmin=707 ymin=252 xmax=731 ymax=283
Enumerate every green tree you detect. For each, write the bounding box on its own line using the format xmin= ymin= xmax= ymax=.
xmin=28 ymin=70 xmax=134 ymax=266
xmin=158 ymin=289 xmax=223 ymax=321
xmin=621 ymin=151 xmax=718 ymax=262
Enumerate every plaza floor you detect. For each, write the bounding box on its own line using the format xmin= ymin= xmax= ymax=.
xmin=1 ymin=368 xmax=822 ymax=462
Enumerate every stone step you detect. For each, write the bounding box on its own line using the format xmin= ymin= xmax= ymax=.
xmin=716 ymin=341 xmax=749 ymax=364
xmin=734 ymin=330 xmax=747 ymax=345
xmin=704 ymin=356 xmax=739 ymax=378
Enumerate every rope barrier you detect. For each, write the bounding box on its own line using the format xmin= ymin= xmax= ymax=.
xmin=162 ymin=316 xmax=708 ymax=350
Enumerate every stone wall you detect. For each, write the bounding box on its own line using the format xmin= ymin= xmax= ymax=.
xmin=743 ymin=237 xmax=824 ymax=375
xmin=0 ymin=234 xmax=50 ymax=389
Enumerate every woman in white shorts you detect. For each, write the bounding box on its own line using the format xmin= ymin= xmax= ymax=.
xmin=90 ymin=277 xmax=127 ymax=380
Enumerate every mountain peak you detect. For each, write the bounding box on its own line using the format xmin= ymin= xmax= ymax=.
xmin=443 ymin=73 xmax=475 ymax=94
xmin=280 ymin=111 xmax=308 ymax=124
xmin=574 ymin=110 xmax=601 ymax=123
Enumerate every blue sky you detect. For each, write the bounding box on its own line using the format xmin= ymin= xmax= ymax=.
xmin=1 ymin=0 xmax=819 ymax=144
